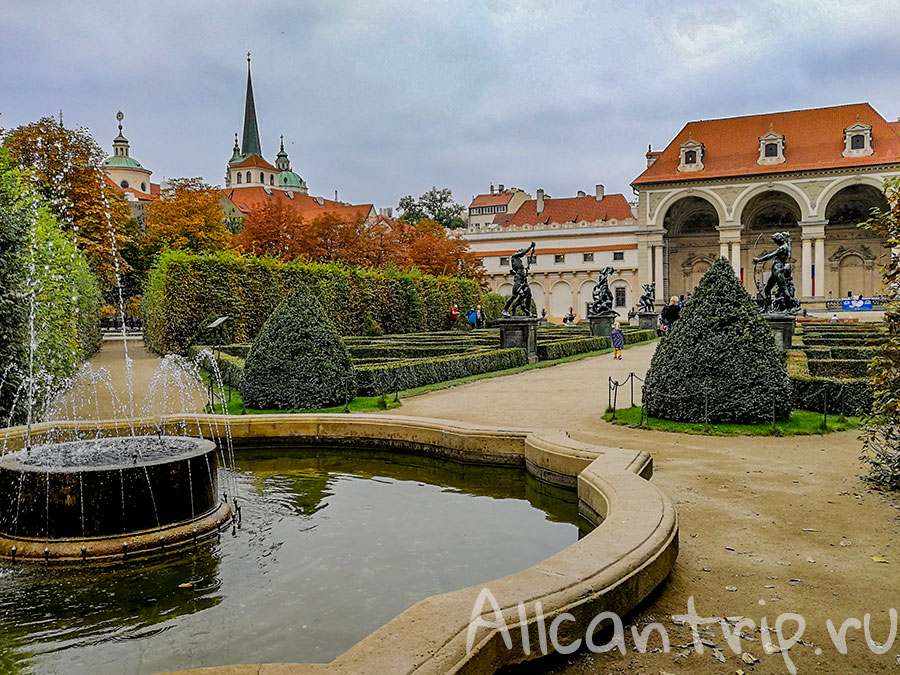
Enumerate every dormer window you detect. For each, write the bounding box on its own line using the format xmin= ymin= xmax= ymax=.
xmin=757 ymin=127 xmax=785 ymax=165
xmin=842 ymin=120 xmax=873 ymax=157
xmin=678 ymin=135 xmax=705 ymax=172
xmin=236 ymin=173 xmax=242 ymax=184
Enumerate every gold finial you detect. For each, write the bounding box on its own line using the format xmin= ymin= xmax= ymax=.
xmin=116 ymin=110 xmax=124 ymax=134
xmin=856 ymin=113 xmax=860 ymax=122
xmin=769 ymin=122 xmax=773 ymax=132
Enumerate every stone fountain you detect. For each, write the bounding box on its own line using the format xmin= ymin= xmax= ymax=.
xmin=0 ymin=435 xmax=232 ymax=563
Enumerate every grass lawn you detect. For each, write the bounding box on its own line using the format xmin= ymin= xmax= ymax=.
xmin=604 ymin=406 xmax=861 ymax=436
xmin=204 ymin=338 xmax=659 ymax=415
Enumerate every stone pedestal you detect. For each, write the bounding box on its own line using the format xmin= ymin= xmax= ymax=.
xmin=638 ymin=311 xmax=659 ymax=332
xmin=588 ymin=314 xmax=617 ymax=339
xmin=498 ymin=316 xmax=540 ymax=362
xmin=763 ymin=314 xmax=797 ymax=351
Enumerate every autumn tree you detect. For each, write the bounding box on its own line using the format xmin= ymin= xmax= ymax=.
xmin=144 ymin=178 xmax=230 ymax=254
xmin=1 ymin=116 xmax=133 ymax=289
xmin=406 ymin=219 xmax=484 ymax=278
xmin=308 ymin=211 xmax=375 ymax=266
xmin=233 ymin=199 xmax=311 ymax=260
xmin=398 ymin=187 xmax=466 ymax=229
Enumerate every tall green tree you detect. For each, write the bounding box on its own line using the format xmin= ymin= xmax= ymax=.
xmin=861 ymin=176 xmax=900 ymax=488
xmin=398 ymin=187 xmax=465 ymax=229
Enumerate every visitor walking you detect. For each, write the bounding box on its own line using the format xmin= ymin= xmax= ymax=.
xmin=475 ymin=305 xmax=485 ymax=329
xmin=660 ymin=296 xmax=681 ymax=333
xmin=611 ymin=320 xmax=624 ymax=359
xmin=449 ymin=304 xmax=460 ymax=328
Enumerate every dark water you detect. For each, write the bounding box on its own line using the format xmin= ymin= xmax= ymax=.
xmin=0 ymin=447 xmax=589 ymax=674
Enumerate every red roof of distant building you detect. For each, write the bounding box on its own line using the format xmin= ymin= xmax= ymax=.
xmin=506 ymin=193 xmax=633 ymax=226
xmin=890 ymin=120 xmax=900 ymax=135
xmin=470 ymin=192 xmax=515 ymax=208
xmin=492 ymin=213 xmax=513 ymax=226
xmin=223 ymin=186 xmax=374 ymax=221
xmin=230 ymin=154 xmax=279 ymax=172
xmin=633 ymin=103 xmax=900 ymax=186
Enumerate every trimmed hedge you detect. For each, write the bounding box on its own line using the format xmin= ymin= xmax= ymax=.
xmin=787 ymin=350 xmax=871 ymax=414
xmin=644 ymin=258 xmax=792 ymax=424
xmin=538 ymin=337 xmax=610 ymax=360
xmin=143 ymin=250 xmax=483 ymax=354
xmin=0 ymin=151 xmax=102 ymax=424
xmin=807 ymin=359 xmax=870 ymax=379
xmin=355 ymin=348 xmax=528 ymax=396
xmin=241 ymin=285 xmax=357 ymax=410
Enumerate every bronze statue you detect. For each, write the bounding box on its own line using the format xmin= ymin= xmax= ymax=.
xmin=753 ymin=231 xmax=801 ymax=314
xmin=502 ymin=241 xmax=536 ymax=317
xmin=588 ymin=266 xmax=618 ymax=316
xmin=638 ymin=283 xmax=656 ymax=313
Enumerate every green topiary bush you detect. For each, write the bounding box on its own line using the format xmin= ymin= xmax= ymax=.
xmin=241 ymin=284 xmax=357 ymax=410
xmin=643 ymin=257 xmax=792 ymax=423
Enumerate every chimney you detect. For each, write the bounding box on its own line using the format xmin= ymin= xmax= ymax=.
xmin=577 ymin=190 xmax=586 ymax=198
xmin=646 ymin=144 xmax=661 ymax=168
xmin=498 ymin=183 xmax=504 ymax=192
xmin=536 ymin=188 xmax=544 ymax=215
xmin=490 ymin=182 xmax=495 ymax=195
xmin=335 ymin=190 xmax=339 ymax=202
xmin=595 ymin=184 xmax=605 ymax=202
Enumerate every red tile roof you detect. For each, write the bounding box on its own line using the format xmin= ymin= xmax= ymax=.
xmin=222 ymin=186 xmax=374 ymax=221
xmin=506 ymin=193 xmax=633 ymax=227
xmin=230 ymin=154 xmax=279 ymax=172
xmin=890 ymin=121 xmax=900 ymax=135
xmin=633 ymin=103 xmax=900 ymax=186
xmin=470 ymin=192 xmax=515 ymax=208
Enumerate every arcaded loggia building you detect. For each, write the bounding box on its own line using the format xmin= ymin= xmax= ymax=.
xmin=632 ymin=103 xmax=900 ymax=305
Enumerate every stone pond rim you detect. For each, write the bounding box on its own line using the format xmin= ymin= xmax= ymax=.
xmin=0 ymin=436 xmax=232 ymax=563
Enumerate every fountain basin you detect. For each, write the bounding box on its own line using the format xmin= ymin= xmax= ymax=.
xmin=0 ymin=436 xmax=232 ymax=562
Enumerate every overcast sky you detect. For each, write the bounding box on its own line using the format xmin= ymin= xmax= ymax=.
xmin=2 ymin=0 xmax=898 ymax=210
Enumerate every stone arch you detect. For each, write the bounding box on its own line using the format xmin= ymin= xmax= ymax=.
xmin=829 ymin=246 xmax=878 ymax=298
xmin=731 ymin=183 xmax=812 ymax=224
xmin=681 ymin=254 xmax=715 ymax=295
xmin=530 ymin=281 xmax=546 ymax=315
xmin=661 ymin=195 xmax=722 ymax=299
xmin=578 ymin=279 xmax=595 ymax=318
xmin=549 ymin=280 xmax=574 ymax=318
xmin=496 ymin=282 xmax=513 ymax=298
xmin=652 ymin=190 xmax=727 ymax=230
xmin=740 ymin=190 xmax=803 ymax=232
xmin=818 ymin=176 xmax=888 ymax=219
xmin=823 ymin=183 xmax=890 ymax=227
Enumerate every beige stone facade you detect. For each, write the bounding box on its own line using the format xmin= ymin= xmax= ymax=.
xmin=632 ymin=104 xmax=900 ymax=304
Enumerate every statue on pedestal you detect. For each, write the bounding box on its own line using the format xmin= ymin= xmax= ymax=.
xmin=588 ymin=266 xmax=619 ymax=317
xmin=753 ymin=231 xmax=801 ymax=315
xmin=638 ymin=283 xmax=656 ymax=313
xmin=502 ymin=241 xmax=536 ymax=317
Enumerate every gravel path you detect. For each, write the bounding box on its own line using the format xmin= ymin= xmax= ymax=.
xmin=391 ymin=342 xmax=900 ymax=675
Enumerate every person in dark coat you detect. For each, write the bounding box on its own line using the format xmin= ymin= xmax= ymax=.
xmin=660 ymin=296 xmax=681 ymax=332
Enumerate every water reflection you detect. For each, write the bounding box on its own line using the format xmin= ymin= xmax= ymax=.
xmin=0 ymin=447 xmax=591 ymax=674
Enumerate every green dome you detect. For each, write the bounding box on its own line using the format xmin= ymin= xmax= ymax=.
xmin=103 ymin=155 xmax=143 ymax=169
xmin=278 ymin=170 xmax=307 ymax=189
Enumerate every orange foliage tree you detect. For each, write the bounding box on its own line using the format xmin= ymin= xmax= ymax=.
xmin=1 ymin=117 xmax=134 ymax=289
xmin=405 ymin=219 xmax=484 ymax=279
xmin=233 ymin=199 xmax=311 ymax=259
xmin=144 ymin=178 xmax=230 ymax=254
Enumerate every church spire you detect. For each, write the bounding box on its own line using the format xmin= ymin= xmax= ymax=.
xmin=241 ymin=52 xmax=262 ymax=158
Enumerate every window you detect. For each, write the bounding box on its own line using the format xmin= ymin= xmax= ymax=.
xmin=140 ymin=182 xmax=147 ymax=192
xmin=527 ymin=255 xmax=537 ymax=265
xmin=498 ymin=205 xmax=506 ymax=213
xmin=471 ymin=207 xmax=480 ymax=215
xmin=120 ymin=180 xmax=129 ymax=188
xmin=259 ymin=172 xmax=264 ymax=183
xmin=842 ymin=121 xmax=873 ymax=157
xmin=615 ymin=287 xmax=626 ymax=307
xmin=245 ymin=171 xmax=251 ymax=183
xmin=613 ymin=251 xmax=624 ymax=261
xmin=270 ymin=174 xmax=274 ymax=186
xmin=757 ymin=128 xmax=785 ymax=165
xmin=684 ymin=150 xmax=696 ymax=164
xmin=583 ymin=252 xmax=594 ymax=262
xmin=500 ymin=256 xmax=510 ymax=266
xmin=764 ymin=143 xmax=778 ymax=157
xmin=236 ymin=173 xmax=242 ymax=184
xmin=678 ymin=137 xmax=705 ymax=172
xmin=554 ymin=254 xmax=565 ymax=263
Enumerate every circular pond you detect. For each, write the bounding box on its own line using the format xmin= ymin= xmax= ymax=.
xmin=0 ymin=446 xmax=591 ymax=674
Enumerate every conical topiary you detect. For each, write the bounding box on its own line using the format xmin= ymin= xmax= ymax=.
xmin=643 ymin=257 xmax=791 ymax=423
xmin=241 ymin=284 xmax=357 ymax=410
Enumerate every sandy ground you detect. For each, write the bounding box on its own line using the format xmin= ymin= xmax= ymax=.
xmin=391 ymin=342 xmax=900 ymax=675
xmin=51 ymin=337 xmax=206 ymax=421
